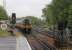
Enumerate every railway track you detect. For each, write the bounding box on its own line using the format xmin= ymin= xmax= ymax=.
xmin=31 ymin=34 xmax=56 ymax=50
xmin=31 ymin=27 xmax=72 ymax=50
xmin=26 ymin=27 xmax=57 ymax=50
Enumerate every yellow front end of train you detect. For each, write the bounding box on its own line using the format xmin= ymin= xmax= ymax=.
xmin=15 ymin=19 xmax=32 ymax=35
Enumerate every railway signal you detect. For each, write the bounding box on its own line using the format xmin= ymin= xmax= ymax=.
xmin=11 ymin=13 xmax=16 ymax=24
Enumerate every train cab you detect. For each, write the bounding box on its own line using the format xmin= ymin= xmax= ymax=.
xmin=15 ymin=19 xmax=32 ymax=35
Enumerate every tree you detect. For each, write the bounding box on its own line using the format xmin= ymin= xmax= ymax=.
xmin=42 ymin=0 xmax=72 ymax=28
xmin=67 ymin=4 xmax=72 ymax=31
xmin=0 ymin=6 xmax=8 ymax=20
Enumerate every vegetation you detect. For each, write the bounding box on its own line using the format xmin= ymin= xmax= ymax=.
xmin=42 ymin=0 xmax=72 ymax=29
xmin=0 ymin=6 xmax=8 ymax=20
xmin=0 ymin=29 xmax=10 ymax=37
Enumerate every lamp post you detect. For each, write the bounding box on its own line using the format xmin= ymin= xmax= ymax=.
xmin=3 ymin=0 xmax=6 ymax=9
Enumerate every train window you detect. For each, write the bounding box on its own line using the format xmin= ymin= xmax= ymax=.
xmin=23 ymin=19 xmax=31 ymax=24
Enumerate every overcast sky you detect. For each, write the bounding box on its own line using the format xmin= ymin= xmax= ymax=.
xmin=0 ymin=0 xmax=52 ymax=18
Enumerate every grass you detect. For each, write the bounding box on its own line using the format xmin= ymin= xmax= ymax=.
xmin=0 ymin=29 xmax=10 ymax=37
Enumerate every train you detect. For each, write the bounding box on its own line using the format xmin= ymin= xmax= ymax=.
xmin=15 ymin=19 xmax=32 ymax=35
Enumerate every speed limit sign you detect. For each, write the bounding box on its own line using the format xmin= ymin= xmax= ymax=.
xmin=0 ymin=24 xmax=7 ymax=30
